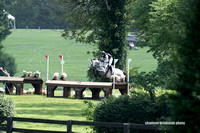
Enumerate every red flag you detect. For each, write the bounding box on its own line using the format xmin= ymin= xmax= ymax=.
xmin=45 ymin=55 xmax=48 ymax=59
xmin=0 ymin=67 xmax=5 ymax=72
xmin=0 ymin=67 xmax=10 ymax=77
xmin=59 ymin=55 xmax=63 ymax=60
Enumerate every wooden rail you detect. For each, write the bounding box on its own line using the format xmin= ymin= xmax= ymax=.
xmin=0 ymin=117 xmax=161 ymax=133
xmin=0 ymin=76 xmax=43 ymax=95
xmin=45 ymin=80 xmax=129 ymax=99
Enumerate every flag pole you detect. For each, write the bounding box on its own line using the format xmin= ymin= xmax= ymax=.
xmin=127 ymin=59 xmax=132 ymax=95
xmin=45 ymin=55 xmax=49 ymax=81
xmin=59 ymin=55 xmax=64 ymax=74
xmin=62 ymin=56 xmax=64 ymax=74
xmin=113 ymin=59 xmax=119 ymax=96
xmin=47 ymin=56 xmax=49 ymax=80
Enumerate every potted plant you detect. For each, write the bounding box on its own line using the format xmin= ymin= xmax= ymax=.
xmin=33 ymin=71 xmax=41 ymax=78
xmin=52 ymin=72 xmax=59 ymax=80
xmin=60 ymin=73 xmax=67 ymax=80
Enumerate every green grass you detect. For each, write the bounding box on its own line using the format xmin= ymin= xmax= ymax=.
xmin=1 ymin=29 xmax=158 ymax=132
xmin=2 ymin=29 xmax=157 ymax=83
xmin=127 ymin=47 xmax=157 ymax=72
xmin=5 ymin=95 xmax=99 ymax=132
xmin=2 ymin=29 xmax=97 ymax=82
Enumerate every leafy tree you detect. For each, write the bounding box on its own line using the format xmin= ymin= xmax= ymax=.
xmin=169 ymin=0 xmax=200 ymax=132
xmin=57 ymin=0 xmax=133 ymax=70
xmin=131 ymin=0 xmax=200 ymax=132
xmin=0 ymin=2 xmax=11 ymax=42
xmin=4 ymin=0 xmax=66 ymax=29
xmin=130 ymin=0 xmax=183 ymax=91
xmin=0 ymin=1 xmax=16 ymax=76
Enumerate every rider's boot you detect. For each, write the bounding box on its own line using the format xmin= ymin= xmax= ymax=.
xmin=109 ymin=65 xmax=113 ymax=74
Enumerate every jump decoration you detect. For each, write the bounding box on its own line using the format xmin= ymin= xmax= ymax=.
xmin=44 ymin=55 xmax=65 ymax=81
xmin=60 ymin=73 xmax=67 ymax=80
xmin=0 ymin=67 xmax=10 ymax=77
xmin=22 ymin=70 xmax=41 ymax=78
xmin=59 ymin=55 xmax=65 ymax=74
xmin=52 ymin=72 xmax=67 ymax=80
xmin=34 ymin=71 xmax=41 ymax=78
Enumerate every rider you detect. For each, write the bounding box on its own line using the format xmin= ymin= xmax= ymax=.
xmin=101 ymin=51 xmax=113 ymax=74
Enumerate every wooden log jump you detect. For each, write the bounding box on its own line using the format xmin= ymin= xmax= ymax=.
xmin=23 ymin=77 xmax=43 ymax=95
xmin=0 ymin=76 xmax=43 ymax=95
xmin=0 ymin=76 xmax=23 ymax=95
xmin=45 ymin=80 xmax=130 ymax=99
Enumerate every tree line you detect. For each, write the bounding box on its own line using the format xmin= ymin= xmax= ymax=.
xmin=4 ymin=0 xmax=67 ymax=29
xmin=0 ymin=1 xmax=16 ymax=76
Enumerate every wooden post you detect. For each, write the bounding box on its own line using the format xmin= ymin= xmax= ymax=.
xmin=32 ymin=84 xmax=42 ymax=95
xmin=63 ymin=87 xmax=71 ymax=98
xmin=67 ymin=120 xmax=72 ymax=133
xmin=47 ymin=86 xmax=57 ymax=97
xmin=89 ymin=88 xmax=101 ymax=99
xmin=15 ymin=83 xmax=23 ymax=95
xmin=6 ymin=116 xmax=13 ymax=133
xmin=103 ymin=88 xmax=112 ymax=98
xmin=73 ymin=87 xmax=86 ymax=99
xmin=123 ymin=123 xmax=130 ymax=133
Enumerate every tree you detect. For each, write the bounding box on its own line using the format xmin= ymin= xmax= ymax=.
xmin=130 ymin=0 xmax=182 ymax=90
xmin=5 ymin=0 xmax=66 ymax=29
xmin=57 ymin=0 xmax=133 ymax=70
xmin=0 ymin=1 xmax=16 ymax=76
xmin=169 ymin=0 xmax=200 ymax=132
xmin=0 ymin=2 xmax=11 ymax=42
xmin=131 ymin=0 xmax=200 ymax=132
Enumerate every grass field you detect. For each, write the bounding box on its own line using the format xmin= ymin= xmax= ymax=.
xmin=2 ymin=29 xmax=157 ymax=82
xmin=1 ymin=29 xmax=157 ymax=132
xmin=5 ymin=95 xmax=99 ymax=132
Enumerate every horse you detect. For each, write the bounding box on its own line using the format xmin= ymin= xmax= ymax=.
xmin=88 ymin=59 xmax=126 ymax=82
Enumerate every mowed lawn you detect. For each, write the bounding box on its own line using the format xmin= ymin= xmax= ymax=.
xmin=5 ymin=95 xmax=99 ymax=132
xmin=1 ymin=29 xmax=157 ymax=132
xmin=2 ymin=29 xmax=97 ymax=82
xmin=2 ymin=29 xmax=157 ymax=82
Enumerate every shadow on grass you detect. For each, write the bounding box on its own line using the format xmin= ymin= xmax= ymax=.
xmin=6 ymin=95 xmax=101 ymax=120
xmin=16 ymin=109 xmax=83 ymax=118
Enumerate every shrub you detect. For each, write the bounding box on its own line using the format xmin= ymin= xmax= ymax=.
xmin=82 ymin=100 xmax=95 ymax=121
xmin=0 ymin=96 xmax=15 ymax=126
xmin=85 ymin=92 xmax=170 ymax=133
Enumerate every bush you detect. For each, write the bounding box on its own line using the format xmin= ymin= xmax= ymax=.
xmin=0 ymin=96 xmax=15 ymax=126
xmin=82 ymin=100 xmax=95 ymax=121
xmin=85 ymin=92 xmax=170 ymax=133
xmin=0 ymin=52 xmax=17 ymax=76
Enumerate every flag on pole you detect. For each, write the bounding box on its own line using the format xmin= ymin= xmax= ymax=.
xmin=45 ymin=55 xmax=48 ymax=59
xmin=0 ymin=67 xmax=10 ymax=77
xmin=59 ymin=55 xmax=64 ymax=74
xmin=44 ymin=55 xmax=49 ymax=80
xmin=59 ymin=55 xmax=63 ymax=60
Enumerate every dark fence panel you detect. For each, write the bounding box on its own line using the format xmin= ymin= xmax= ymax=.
xmin=0 ymin=116 xmax=162 ymax=133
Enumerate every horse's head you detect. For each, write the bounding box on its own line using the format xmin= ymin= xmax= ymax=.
xmin=88 ymin=58 xmax=100 ymax=71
